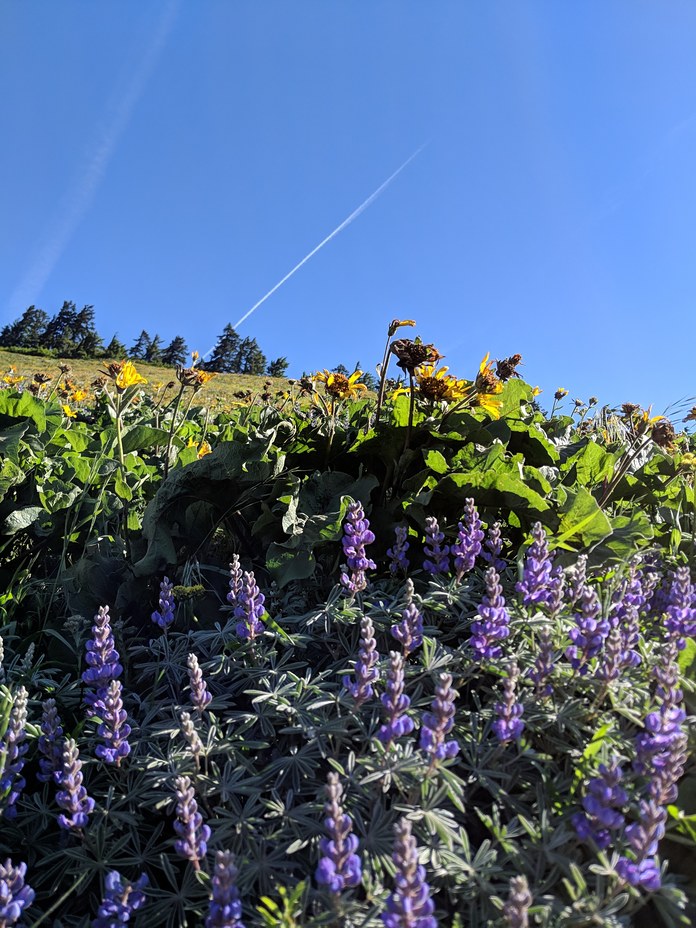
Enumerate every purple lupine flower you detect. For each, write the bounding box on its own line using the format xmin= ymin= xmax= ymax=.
xmin=481 ymin=521 xmax=506 ymax=571
xmin=664 ymin=566 xmax=696 ymax=650
xmin=0 ymin=687 xmax=28 ymax=818
xmin=234 ymin=571 xmax=266 ymax=641
xmin=187 ymin=653 xmax=213 ymax=715
xmin=516 ymin=522 xmax=556 ymax=608
xmin=595 ymin=629 xmax=624 ymax=684
xmin=565 ymin=587 xmax=610 ymax=675
xmin=0 ymin=859 xmax=35 ymax=926
xmin=376 ymin=652 xmax=415 ymax=747
xmin=422 ymin=517 xmax=449 ymax=576
xmin=315 ymin=772 xmax=362 ymax=893
xmin=151 ymin=576 xmax=175 ymax=629
xmin=173 ymin=775 xmax=211 ymax=870
xmin=493 ymin=664 xmax=524 ymax=744
xmin=340 ymin=501 xmax=376 ymax=594
xmin=387 ymin=526 xmax=410 ymax=577
xmin=391 ymin=579 xmax=423 ymax=657
xmin=616 ymin=798 xmax=665 ymax=891
xmin=615 ymin=600 xmax=642 ymax=669
xmin=470 ymin=567 xmax=510 ymax=660
xmin=635 ymin=704 xmax=687 ymax=781
xmin=82 ymin=606 xmax=122 ymax=707
xmin=381 ymin=819 xmax=437 ymax=928
xmin=566 ymin=554 xmax=588 ymax=607
xmin=56 ymin=738 xmax=95 ymax=832
xmin=37 ymin=698 xmax=64 ymax=785
xmin=653 ymin=641 xmax=683 ymax=706
xmin=572 ymin=757 xmax=627 ymax=849
xmin=452 ymin=498 xmax=484 ymax=581
xmin=227 ymin=555 xmax=243 ymax=609
xmin=502 ymin=875 xmax=532 ymax=928
xmin=610 ymin=564 xmax=648 ymax=629
xmin=419 ymin=673 xmax=459 ymax=762
xmin=93 ymin=870 xmax=148 ymax=928
xmin=343 ymin=614 xmax=379 ymax=706
xmin=93 ymin=680 xmax=131 ymax=766
xmin=206 ymin=850 xmax=245 ymax=928
xmin=527 ymin=625 xmax=554 ymax=697
xmin=179 ymin=712 xmax=204 ymax=763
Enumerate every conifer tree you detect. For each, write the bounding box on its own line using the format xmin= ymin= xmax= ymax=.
xmin=103 ymin=334 xmax=128 ymax=358
xmin=267 ymin=357 xmax=289 ymax=378
xmin=144 ymin=334 xmax=164 ymax=364
xmin=161 ymin=335 xmax=189 ymax=367
xmin=0 ymin=306 xmax=49 ymax=348
xmin=130 ymin=330 xmax=152 ymax=360
xmin=205 ymin=324 xmax=241 ymax=373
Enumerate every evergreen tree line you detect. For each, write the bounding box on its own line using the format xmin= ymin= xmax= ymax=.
xmin=0 ymin=303 xmax=289 ymax=377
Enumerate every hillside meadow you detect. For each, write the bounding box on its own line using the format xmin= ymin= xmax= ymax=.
xmin=0 ymin=326 xmax=695 ymax=927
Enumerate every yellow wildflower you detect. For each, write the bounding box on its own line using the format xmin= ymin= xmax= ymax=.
xmin=532 ymin=386 xmax=542 ymax=397
xmin=474 ymin=353 xmax=503 ymax=396
xmin=313 ymin=369 xmax=368 ymax=400
xmin=197 ymin=440 xmax=212 ymax=458
xmin=414 ymin=364 xmax=468 ymax=402
xmin=2 ymin=372 xmax=24 ymax=386
xmin=474 ymin=392 xmax=504 ymax=419
xmin=71 ymin=389 xmax=88 ymax=402
xmin=388 ymin=318 xmax=417 ymax=337
xmin=61 ymin=404 xmax=77 ymax=419
xmin=554 ymin=388 xmax=568 ymax=400
xmin=679 ymin=452 xmax=696 ymax=468
xmin=116 ymin=361 xmax=147 ymax=390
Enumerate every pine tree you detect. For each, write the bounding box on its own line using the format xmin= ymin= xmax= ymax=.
xmin=0 ymin=306 xmax=49 ymax=348
xmin=41 ymin=301 xmax=79 ymax=354
xmin=103 ymin=335 xmax=128 ymax=358
xmin=267 ymin=357 xmax=289 ymax=378
xmin=205 ymin=324 xmax=241 ymax=373
xmin=130 ymin=330 xmax=152 ymax=360
xmin=243 ymin=342 xmax=268 ymax=375
xmin=161 ymin=335 xmax=189 ymax=367
xmin=144 ymin=335 xmax=164 ymax=364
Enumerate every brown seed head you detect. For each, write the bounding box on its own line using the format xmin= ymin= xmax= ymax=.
xmin=495 ymin=354 xmax=523 ymax=382
xmin=651 ymin=420 xmax=676 ymax=451
xmin=391 ymin=338 xmax=444 ymax=374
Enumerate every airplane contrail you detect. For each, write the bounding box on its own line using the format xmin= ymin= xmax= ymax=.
xmin=5 ymin=1 xmax=180 ymax=317
xmin=204 ymin=143 xmax=428 ymax=357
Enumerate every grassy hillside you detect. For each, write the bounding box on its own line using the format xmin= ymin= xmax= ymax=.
xmin=0 ymin=347 xmax=293 ymax=413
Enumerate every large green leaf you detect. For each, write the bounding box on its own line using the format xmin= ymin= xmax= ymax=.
xmin=0 ymin=389 xmax=46 ymax=433
xmin=551 ymin=487 xmax=612 ymax=550
xmin=0 ymin=422 xmax=29 ymax=464
xmin=122 ymin=425 xmax=173 ymax=454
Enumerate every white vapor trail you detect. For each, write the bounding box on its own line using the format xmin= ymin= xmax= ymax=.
xmin=5 ymin=1 xmax=180 ymax=316
xmin=207 ymin=143 xmax=428 ymax=356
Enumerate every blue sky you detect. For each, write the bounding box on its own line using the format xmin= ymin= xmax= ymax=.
xmin=2 ymin=2 xmax=696 ymax=415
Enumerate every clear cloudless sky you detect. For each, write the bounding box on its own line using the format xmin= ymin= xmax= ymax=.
xmin=2 ymin=2 xmax=696 ymax=414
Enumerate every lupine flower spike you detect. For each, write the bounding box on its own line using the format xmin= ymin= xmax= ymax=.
xmin=206 ymin=851 xmax=245 ymax=928
xmin=572 ymin=757 xmax=627 ymax=849
xmin=187 ymin=653 xmax=213 ymax=715
xmin=665 ymin=566 xmax=696 ymax=650
xmin=93 ymin=680 xmax=131 ymax=765
xmin=0 ymin=859 xmax=35 ymax=926
xmin=390 ymin=579 xmax=424 ymax=658
xmin=420 ymin=673 xmax=459 ymax=765
xmin=56 ymin=738 xmax=95 ymax=833
xmin=516 ymin=522 xmax=556 ymax=608
xmin=37 ymin=698 xmax=65 ymax=784
xmin=381 ymin=819 xmax=437 ymax=928
xmin=377 ymin=652 xmax=414 ymax=747
xmin=452 ymin=498 xmax=484 ymax=581
xmin=179 ymin=712 xmax=204 ymax=764
xmin=0 ymin=687 xmax=28 ymax=818
xmin=565 ymin=586 xmax=610 ymax=675
xmin=340 ymin=501 xmax=376 ymax=594
xmin=387 ymin=525 xmax=410 ymax=576
xmin=82 ymin=606 xmax=122 ymax=708
xmin=481 ymin=521 xmax=506 ymax=571
xmin=315 ymin=772 xmax=361 ymax=894
xmin=151 ymin=576 xmax=175 ymax=629
xmin=173 ymin=775 xmax=211 ymax=870
xmin=502 ymin=875 xmax=532 ymax=928
xmin=470 ymin=567 xmax=510 ymax=660
xmin=93 ymin=871 xmax=148 ymax=928
xmin=493 ymin=664 xmax=525 ymax=744
xmin=527 ymin=626 xmax=554 ymax=697
xmin=422 ymin=516 xmax=449 ymax=576
xmin=343 ymin=614 xmax=379 ymax=706
xmin=234 ymin=571 xmax=266 ymax=641
xmin=227 ymin=555 xmax=243 ymax=610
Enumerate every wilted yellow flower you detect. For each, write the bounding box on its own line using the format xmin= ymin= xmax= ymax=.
xmin=177 ymin=365 xmax=215 ymax=389
xmin=679 ymin=452 xmax=696 ymax=468
xmin=313 ymin=369 xmax=368 ymax=400
xmin=532 ymin=386 xmax=542 ymax=397
xmin=554 ymin=388 xmax=568 ymax=400
xmin=197 ymin=440 xmax=212 ymax=458
xmin=2 ymin=372 xmax=24 ymax=386
xmin=191 ymin=350 xmax=200 ymax=362
xmin=61 ymin=404 xmax=77 ymax=419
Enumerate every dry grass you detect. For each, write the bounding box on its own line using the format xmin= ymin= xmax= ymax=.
xmin=0 ymin=348 xmax=294 ymax=414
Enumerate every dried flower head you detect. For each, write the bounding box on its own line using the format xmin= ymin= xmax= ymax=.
xmin=391 ymin=338 xmax=443 ymax=374
xmin=495 ymin=354 xmax=523 ymax=381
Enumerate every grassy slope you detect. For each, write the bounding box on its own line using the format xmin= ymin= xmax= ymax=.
xmin=0 ymin=347 xmax=293 ymax=413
